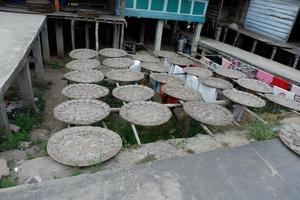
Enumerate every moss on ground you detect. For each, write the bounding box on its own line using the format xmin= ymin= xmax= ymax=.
xmin=245 ymin=120 xmax=278 ymax=141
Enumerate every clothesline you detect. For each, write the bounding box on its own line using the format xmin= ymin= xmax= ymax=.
xmin=191 ymin=52 xmax=300 ymax=102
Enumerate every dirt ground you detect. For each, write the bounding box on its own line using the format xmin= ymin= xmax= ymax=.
xmin=40 ymin=67 xmax=68 ymax=134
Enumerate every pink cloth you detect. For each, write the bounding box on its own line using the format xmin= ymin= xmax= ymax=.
xmin=222 ymin=58 xmax=232 ymax=68
xmin=256 ymin=70 xmax=273 ymax=84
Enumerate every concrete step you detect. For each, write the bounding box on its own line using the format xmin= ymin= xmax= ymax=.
xmin=1 ymin=139 xmax=300 ymax=200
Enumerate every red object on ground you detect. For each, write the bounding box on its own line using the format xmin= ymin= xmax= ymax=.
xmin=271 ymin=77 xmax=289 ymax=90
xmin=160 ymin=85 xmax=178 ymax=104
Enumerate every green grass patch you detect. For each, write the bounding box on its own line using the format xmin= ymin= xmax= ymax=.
xmin=71 ymin=168 xmax=83 ymax=176
xmin=251 ymin=101 xmax=287 ymax=115
xmin=26 ymin=140 xmax=48 ymax=159
xmin=0 ymin=130 xmax=28 ymax=152
xmin=49 ymin=59 xmax=64 ymax=69
xmin=0 ymin=176 xmax=17 ymax=188
xmin=245 ymin=120 xmax=278 ymax=141
xmin=100 ymin=80 xmax=206 ymax=147
xmin=0 ymin=90 xmax=45 ymax=152
xmin=104 ymin=113 xmax=204 ymax=147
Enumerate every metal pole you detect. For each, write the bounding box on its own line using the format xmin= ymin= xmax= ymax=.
xmin=71 ymin=19 xmax=75 ymax=50
xmin=95 ymin=21 xmax=99 ymax=52
xmin=85 ymin=24 xmax=90 ymax=49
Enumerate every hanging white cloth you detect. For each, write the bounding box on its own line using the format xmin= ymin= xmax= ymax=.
xmin=185 ymin=74 xmax=199 ymax=90
xmin=273 ymin=86 xmax=295 ymax=100
xmin=129 ymin=60 xmax=141 ymax=72
xmin=169 ymin=64 xmax=185 ymax=81
xmin=198 ymin=83 xmax=217 ymax=102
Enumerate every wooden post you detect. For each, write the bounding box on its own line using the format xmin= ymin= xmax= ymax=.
xmin=270 ymin=47 xmax=277 ymax=60
xmin=233 ymin=32 xmax=240 ymax=46
xmin=154 ymin=19 xmax=164 ymax=51
xmin=120 ymin=0 xmax=126 ymax=18
xmin=140 ymin=20 xmax=145 ymax=44
xmin=222 ymin=26 xmax=228 ymax=42
xmin=85 ymin=24 xmax=90 ymax=49
xmin=293 ymin=55 xmax=299 ymax=69
xmin=32 ymin=35 xmax=44 ymax=83
xmin=55 ymin=20 xmax=64 ymax=57
xmin=0 ymin=99 xmax=10 ymax=133
xmin=251 ymin=40 xmax=258 ymax=53
xmin=191 ymin=23 xmax=203 ymax=57
xmin=113 ymin=24 xmax=120 ymax=48
xmin=120 ymin=23 xmax=124 ymax=49
xmin=214 ymin=26 xmax=222 ymax=41
xmin=71 ymin=19 xmax=75 ymax=50
xmin=171 ymin=21 xmax=178 ymax=44
xmin=41 ymin=24 xmax=50 ymax=64
xmin=95 ymin=21 xmax=99 ymax=52
xmin=18 ymin=61 xmax=35 ymax=107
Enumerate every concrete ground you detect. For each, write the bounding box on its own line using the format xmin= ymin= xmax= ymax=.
xmin=40 ymin=66 xmax=68 ymax=134
xmin=1 ymin=139 xmax=299 ymax=200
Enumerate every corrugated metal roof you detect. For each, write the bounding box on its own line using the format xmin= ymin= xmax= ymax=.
xmin=244 ymin=0 xmax=300 ymax=42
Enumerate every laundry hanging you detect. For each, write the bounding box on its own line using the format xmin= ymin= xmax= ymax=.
xmin=271 ymin=77 xmax=289 ymax=90
xmin=256 ymin=70 xmax=274 ymax=84
xmin=291 ymin=84 xmax=300 ymax=103
xmin=221 ymin=58 xmax=232 ymax=68
xmin=272 ymin=86 xmax=295 ymax=100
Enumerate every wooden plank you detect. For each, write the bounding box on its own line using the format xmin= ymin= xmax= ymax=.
xmin=293 ymin=56 xmax=299 ymax=69
xmin=270 ymin=47 xmax=277 ymax=60
xmin=41 ymin=24 xmax=51 ymax=64
xmin=71 ymin=19 xmax=75 ymax=50
xmin=85 ymin=24 xmax=90 ymax=49
xmin=113 ymin=24 xmax=120 ymax=48
xmin=233 ymin=32 xmax=240 ymax=46
xmin=140 ymin=20 xmax=145 ymax=44
xmin=95 ymin=21 xmax=99 ymax=52
xmin=251 ymin=40 xmax=258 ymax=53
xmin=191 ymin=23 xmax=203 ymax=57
xmin=120 ymin=24 xmax=125 ymax=49
xmin=55 ymin=20 xmax=64 ymax=57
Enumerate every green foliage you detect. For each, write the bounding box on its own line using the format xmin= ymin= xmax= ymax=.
xmin=12 ymin=112 xmax=39 ymax=133
xmin=246 ymin=121 xmax=278 ymax=141
xmin=0 ymin=92 xmax=45 ymax=152
xmin=0 ymin=130 xmax=28 ymax=152
xmin=27 ymin=140 xmax=48 ymax=159
xmin=49 ymin=59 xmax=63 ymax=69
xmin=252 ymin=101 xmax=287 ymax=115
xmin=34 ymin=91 xmax=46 ymax=113
xmin=104 ymin=114 xmax=203 ymax=147
xmin=71 ymin=168 xmax=83 ymax=176
xmin=90 ymin=162 xmax=103 ymax=173
xmin=0 ymin=176 xmax=17 ymax=188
